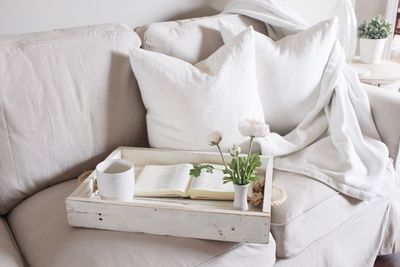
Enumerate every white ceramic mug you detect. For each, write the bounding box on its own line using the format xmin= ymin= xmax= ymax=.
xmin=96 ymin=159 xmax=135 ymax=201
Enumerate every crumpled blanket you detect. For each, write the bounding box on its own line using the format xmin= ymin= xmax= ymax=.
xmin=224 ymin=0 xmax=395 ymax=200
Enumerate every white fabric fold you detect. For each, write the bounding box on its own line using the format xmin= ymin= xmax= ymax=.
xmin=224 ymin=0 xmax=393 ymax=200
xmin=396 ymin=142 xmax=400 ymax=184
xmin=333 ymin=0 xmax=357 ymax=62
xmin=224 ymin=0 xmax=307 ymax=41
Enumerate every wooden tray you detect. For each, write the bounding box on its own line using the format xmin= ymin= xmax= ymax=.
xmin=66 ymin=147 xmax=273 ymax=243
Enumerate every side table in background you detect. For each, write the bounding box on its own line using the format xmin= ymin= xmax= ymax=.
xmin=351 ymin=58 xmax=400 ymax=93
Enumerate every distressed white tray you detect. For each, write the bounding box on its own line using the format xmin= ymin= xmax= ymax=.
xmin=66 ymin=147 xmax=273 ymax=243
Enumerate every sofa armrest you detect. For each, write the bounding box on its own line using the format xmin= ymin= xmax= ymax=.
xmin=364 ymin=83 xmax=400 ymax=165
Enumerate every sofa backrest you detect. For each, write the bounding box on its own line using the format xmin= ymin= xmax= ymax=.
xmin=135 ymin=14 xmax=268 ymax=64
xmin=0 ymin=24 xmax=148 ymax=214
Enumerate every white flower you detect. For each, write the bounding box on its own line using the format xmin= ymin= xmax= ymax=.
xmin=207 ymin=131 xmax=223 ymax=146
xmin=229 ymin=145 xmax=241 ymax=157
xmin=238 ymin=118 xmax=269 ymax=138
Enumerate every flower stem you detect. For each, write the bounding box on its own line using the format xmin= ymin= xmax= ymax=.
xmin=216 ymin=144 xmax=228 ymax=171
xmin=235 ymin=156 xmax=241 ymax=184
xmin=244 ymin=137 xmax=254 ymax=183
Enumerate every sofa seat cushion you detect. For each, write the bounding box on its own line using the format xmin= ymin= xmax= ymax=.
xmin=0 ymin=217 xmax=25 ymax=267
xmin=135 ymin=14 xmax=268 ymax=64
xmin=271 ymin=169 xmax=388 ymax=258
xmin=273 ymin=195 xmax=393 ymax=267
xmin=7 ymin=179 xmax=276 ymax=267
xmin=0 ymin=23 xmax=147 ymax=215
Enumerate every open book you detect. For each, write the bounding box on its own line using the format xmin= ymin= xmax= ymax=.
xmin=135 ymin=164 xmax=252 ymax=200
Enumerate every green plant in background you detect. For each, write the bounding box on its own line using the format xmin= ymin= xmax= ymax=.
xmin=358 ymin=16 xmax=392 ymax=39
xmin=190 ymin=119 xmax=269 ymax=185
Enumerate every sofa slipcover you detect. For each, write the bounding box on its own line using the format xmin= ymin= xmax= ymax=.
xmin=0 ymin=24 xmax=148 ymax=214
xmin=7 ymin=179 xmax=276 ymax=267
xmin=0 ymin=217 xmax=25 ymax=267
xmin=274 ymin=168 xmax=400 ymax=267
xmin=135 ymin=14 xmax=268 ymax=64
xmin=364 ymin=84 xmax=400 ymax=163
xmin=271 ymin=169 xmax=400 ymax=258
xmin=273 ymin=195 xmax=392 ymax=266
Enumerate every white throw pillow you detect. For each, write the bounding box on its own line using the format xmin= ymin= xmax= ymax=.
xmin=219 ymin=18 xmax=338 ymax=135
xmin=129 ymin=27 xmax=264 ymax=151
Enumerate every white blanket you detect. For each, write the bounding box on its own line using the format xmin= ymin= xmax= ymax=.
xmin=224 ymin=0 xmax=394 ymax=200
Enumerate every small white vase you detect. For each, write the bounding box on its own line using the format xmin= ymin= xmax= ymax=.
xmin=233 ymin=184 xmax=249 ymax=211
xmin=359 ymin=38 xmax=387 ymax=64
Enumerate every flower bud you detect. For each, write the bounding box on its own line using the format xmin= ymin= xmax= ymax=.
xmin=207 ymin=131 xmax=223 ymax=146
xmin=229 ymin=144 xmax=241 ymax=157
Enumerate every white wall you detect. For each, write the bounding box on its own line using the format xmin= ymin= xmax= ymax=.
xmin=281 ymin=0 xmax=341 ymax=25
xmin=355 ymin=0 xmax=389 ymax=22
xmin=281 ymin=0 xmax=391 ymax=26
xmin=0 ymin=0 xmax=219 ymax=36
xmin=280 ymin=0 xmax=397 ymax=58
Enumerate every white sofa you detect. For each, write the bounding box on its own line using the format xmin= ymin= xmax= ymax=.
xmin=0 ymin=14 xmax=399 ymax=267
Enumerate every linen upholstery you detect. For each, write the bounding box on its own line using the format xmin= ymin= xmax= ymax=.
xmin=364 ymin=84 xmax=400 ymax=164
xmin=270 ymin=170 xmax=381 ymax=258
xmin=273 ymin=167 xmax=400 ymax=266
xmin=0 ymin=217 xmax=25 ymax=267
xmin=7 ymin=179 xmax=276 ymax=267
xmin=135 ymin=14 xmax=268 ymax=64
xmin=273 ymin=193 xmax=394 ymax=266
xmin=378 ymin=180 xmax=400 ymax=255
xmin=0 ymin=24 xmax=147 ymax=215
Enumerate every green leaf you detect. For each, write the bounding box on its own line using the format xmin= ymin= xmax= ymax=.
xmin=189 ymin=164 xmax=215 ymax=177
xmin=358 ymin=15 xmax=392 ymax=39
xmin=190 ymin=148 xmax=263 ymax=185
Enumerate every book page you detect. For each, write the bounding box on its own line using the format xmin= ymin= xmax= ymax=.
xmin=135 ymin=164 xmax=193 ymax=197
xmin=188 ymin=165 xmax=254 ymax=200
xmin=188 ymin=166 xmax=235 ymax=200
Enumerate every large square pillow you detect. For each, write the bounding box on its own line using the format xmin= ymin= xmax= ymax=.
xmin=129 ymin=27 xmax=264 ymax=151
xmin=219 ymin=18 xmax=338 ymax=135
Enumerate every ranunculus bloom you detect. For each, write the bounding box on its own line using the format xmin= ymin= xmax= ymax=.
xmin=229 ymin=144 xmax=241 ymax=157
xmin=239 ymin=118 xmax=269 ymax=138
xmin=207 ymin=131 xmax=223 ymax=146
